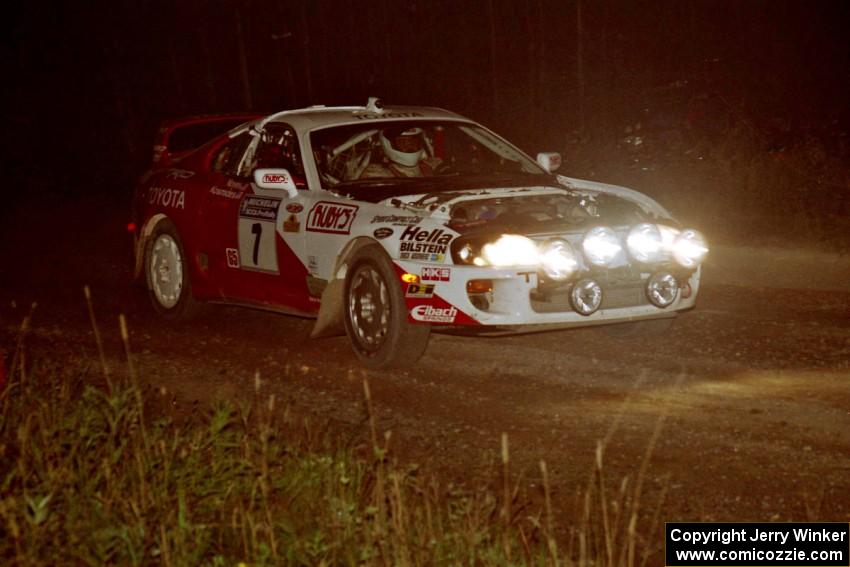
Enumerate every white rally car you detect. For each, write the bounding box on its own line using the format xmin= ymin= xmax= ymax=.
xmin=132 ymin=99 xmax=708 ymax=368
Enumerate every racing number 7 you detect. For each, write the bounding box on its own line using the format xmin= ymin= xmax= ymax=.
xmin=251 ymin=222 xmax=262 ymax=265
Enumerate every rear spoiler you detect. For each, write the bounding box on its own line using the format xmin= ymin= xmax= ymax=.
xmin=152 ymin=113 xmax=262 ymax=167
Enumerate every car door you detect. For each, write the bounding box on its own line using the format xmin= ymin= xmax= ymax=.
xmin=204 ymin=123 xmax=315 ymax=313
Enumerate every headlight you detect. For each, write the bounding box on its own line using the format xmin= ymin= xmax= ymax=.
xmin=672 ymin=229 xmax=708 ymax=268
xmin=570 ymin=278 xmax=603 ymax=315
xmin=480 ymin=235 xmax=540 ymax=267
xmin=582 ymin=226 xmax=622 ymax=267
xmin=626 ymin=223 xmax=663 ymax=263
xmin=540 ymin=239 xmax=578 ymax=281
xmin=646 ymin=272 xmax=678 ymax=308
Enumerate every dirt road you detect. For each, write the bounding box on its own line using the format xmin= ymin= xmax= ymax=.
xmin=2 ymin=199 xmax=849 ymax=523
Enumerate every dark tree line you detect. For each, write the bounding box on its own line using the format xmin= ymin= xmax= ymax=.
xmin=4 ymin=0 xmax=848 ymax=198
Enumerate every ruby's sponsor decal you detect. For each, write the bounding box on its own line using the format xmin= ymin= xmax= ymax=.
xmin=370 ymin=214 xmax=423 ymax=226
xmin=410 ymin=304 xmax=457 ymax=323
xmin=240 ymin=195 xmax=281 ymax=221
xmin=421 ymin=266 xmax=450 ymax=281
xmin=226 ymin=248 xmax=240 ymax=268
xmin=286 ymin=203 xmax=304 ymax=214
xmin=148 ymin=186 xmax=185 ymax=209
xmin=262 ymin=173 xmax=289 ymax=184
xmin=373 ymin=227 xmax=393 ymax=239
xmin=306 ymin=201 xmax=358 ymax=234
xmin=405 ymin=283 xmax=435 ymax=298
xmin=399 ymin=226 xmax=453 ymax=260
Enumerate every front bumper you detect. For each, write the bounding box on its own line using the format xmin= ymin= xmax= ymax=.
xmin=397 ymin=261 xmax=701 ymax=327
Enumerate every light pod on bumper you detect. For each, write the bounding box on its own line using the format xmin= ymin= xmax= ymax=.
xmin=570 ymin=278 xmax=603 ymax=315
xmin=540 ymin=238 xmax=579 ymax=281
xmin=626 ymin=223 xmax=663 ymax=263
xmin=672 ymin=229 xmax=708 ymax=268
xmin=646 ymin=272 xmax=678 ymax=308
xmin=481 ymin=235 xmax=540 ymax=267
xmin=582 ymin=226 xmax=622 ymax=267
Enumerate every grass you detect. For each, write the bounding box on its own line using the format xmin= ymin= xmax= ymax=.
xmin=0 ymin=298 xmax=671 ymax=565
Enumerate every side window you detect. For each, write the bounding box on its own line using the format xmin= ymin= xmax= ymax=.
xmin=212 ymin=131 xmax=254 ymax=179
xmin=252 ymin=123 xmax=307 ymax=186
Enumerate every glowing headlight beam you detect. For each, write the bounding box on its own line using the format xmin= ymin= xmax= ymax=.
xmin=626 ymin=223 xmax=663 ymax=263
xmin=582 ymin=226 xmax=622 ymax=267
xmin=481 ymin=235 xmax=540 ymax=267
xmin=672 ymin=229 xmax=708 ymax=268
xmin=540 ymin=239 xmax=578 ymax=281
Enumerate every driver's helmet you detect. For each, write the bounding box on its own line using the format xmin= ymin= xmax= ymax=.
xmin=380 ymin=127 xmax=426 ymax=167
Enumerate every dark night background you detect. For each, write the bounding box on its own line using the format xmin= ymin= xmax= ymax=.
xmin=4 ymin=0 xmax=850 ymax=243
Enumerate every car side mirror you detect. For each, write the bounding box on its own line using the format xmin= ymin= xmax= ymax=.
xmin=253 ymin=168 xmax=298 ymax=198
xmin=536 ymin=152 xmax=562 ymax=174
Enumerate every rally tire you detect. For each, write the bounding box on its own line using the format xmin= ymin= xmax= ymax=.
xmin=343 ymin=245 xmax=430 ymax=369
xmin=144 ymin=219 xmax=200 ymax=321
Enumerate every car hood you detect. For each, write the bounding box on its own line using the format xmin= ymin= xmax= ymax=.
xmin=367 ymin=179 xmax=674 ymax=236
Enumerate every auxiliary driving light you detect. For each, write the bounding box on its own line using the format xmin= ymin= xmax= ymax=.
xmin=646 ymin=272 xmax=678 ymax=308
xmin=481 ymin=235 xmax=540 ymax=267
xmin=626 ymin=223 xmax=663 ymax=263
xmin=672 ymin=229 xmax=708 ymax=268
xmin=570 ymin=278 xmax=603 ymax=316
xmin=540 ymin=238 xmax=579 ymax=281
xmin=582 ymin=226 xmax=622 ymax=267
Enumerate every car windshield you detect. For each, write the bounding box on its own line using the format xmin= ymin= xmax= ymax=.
xmin=310 ymin=121 xmax=546 ymax=193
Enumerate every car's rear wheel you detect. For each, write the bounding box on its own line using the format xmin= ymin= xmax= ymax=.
xmin=344 ymin=246 xmax=430 ymax=369
xmin=145 ymin=219 xmax=199 ymax=320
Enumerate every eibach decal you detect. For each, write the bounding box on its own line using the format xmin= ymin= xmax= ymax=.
xmin=306 ymin=201 xmax=358 ymax=234
xmin=410 ymin=304 xmax=457 ymax=323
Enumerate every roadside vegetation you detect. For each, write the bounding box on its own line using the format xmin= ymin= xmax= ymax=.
xmin=0 ymin=302 xmax=670 ymax=566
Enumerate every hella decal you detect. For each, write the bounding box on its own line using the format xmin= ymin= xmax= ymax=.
xmin=399 ymin=226 xmax=452 ymax=259
xmin=286 ymin=202 xmax=304 ymax=214
xmin=410 ymin=304 xmax=457 ymax=324
xmin=306 ymin=201 xmax=358 ymax=234
xmin=148 ymin=187 xmax=185 ymax=209
xmin=421 ymin=266 xmax=450 ymax=281
xmin=373 ymin=227 xmax=393 ymax=239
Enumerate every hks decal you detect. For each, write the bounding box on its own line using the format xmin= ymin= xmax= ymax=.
xmin=421 ymin=266 xmax=450 ymax=281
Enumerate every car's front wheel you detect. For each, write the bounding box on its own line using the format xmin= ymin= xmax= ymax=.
xmin=144 ymin=219 xmax=199 ymax=320
xmin=344 ymin=246 xmax=430 ymax=369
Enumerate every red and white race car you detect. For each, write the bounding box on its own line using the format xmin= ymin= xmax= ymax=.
xmin=132 ymin=98 xmax=708 ymax=368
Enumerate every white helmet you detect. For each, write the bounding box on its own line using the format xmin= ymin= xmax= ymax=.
xmin=380 ymin=127 xmax=426 ymax=167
